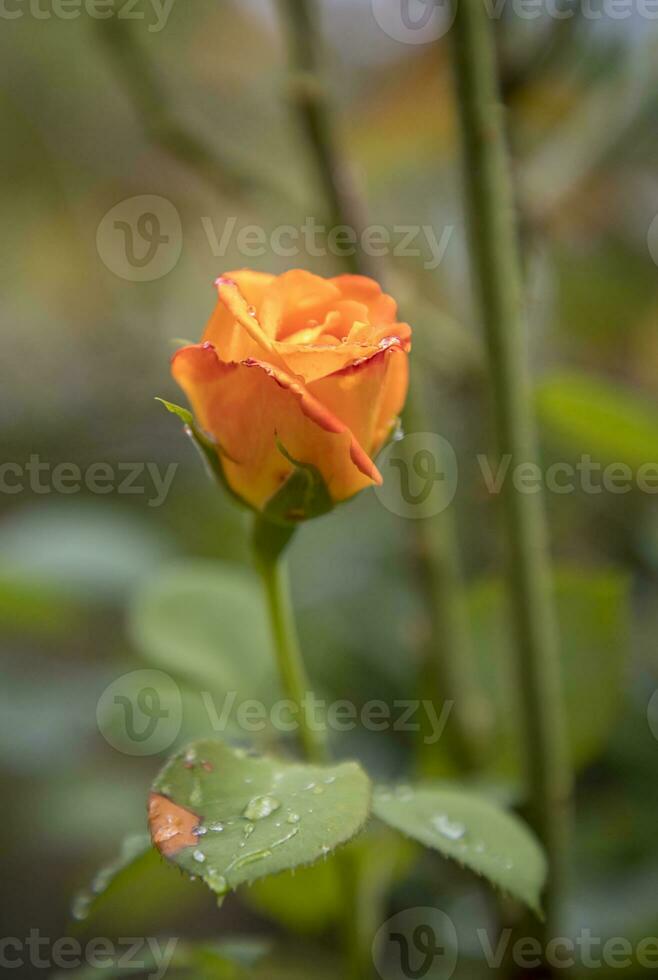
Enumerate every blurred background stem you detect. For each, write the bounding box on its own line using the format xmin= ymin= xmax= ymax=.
xmin=406 ymin=370 xmax=486 ymax=776
xmin=279 ymin=0 xmax=375 ymax=279
xmin=450 ymin=0 xmax=572 ymax=942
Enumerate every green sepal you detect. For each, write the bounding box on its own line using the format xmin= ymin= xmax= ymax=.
xmin=262 ymin=440 xmax=333 ymax=526
xmin=156 ymin=398 xmax=252 ymax=513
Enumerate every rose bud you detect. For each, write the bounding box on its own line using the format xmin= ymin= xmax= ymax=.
xmin=171 ymin=269 xmax=411 ymax=522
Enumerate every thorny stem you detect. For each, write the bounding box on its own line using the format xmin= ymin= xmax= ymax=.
xmin=450 ymin=0 xmax=572 ymax=942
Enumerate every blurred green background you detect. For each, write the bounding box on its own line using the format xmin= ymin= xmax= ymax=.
xmin=1 ymin=1 xmax=658 ymax=976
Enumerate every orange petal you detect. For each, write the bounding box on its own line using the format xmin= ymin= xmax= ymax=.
xmin=171 ymin=343 xmax=381 ymax=510
xmin=371 ymin=346 xmax=410 ymax=452
xmin=260 ymin=270 xmax=343 ymax=340
xmin=349 ymin=319 xmax=412 ymax=350
xmin=330 ymin=275 xmax=398 ymax=325
xmin=308 ymin=342 xmax=409 ymax=456
xmin=202 ymin=270 xmax=279 ymax=362
xmin=275 ymin=337 xmax=379 ymax=384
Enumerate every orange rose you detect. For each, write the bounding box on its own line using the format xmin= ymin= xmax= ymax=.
xmin=171 ymin=269 xmax=411 ymax=520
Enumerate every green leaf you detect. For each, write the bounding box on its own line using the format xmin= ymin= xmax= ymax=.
xmin=468 ymin=569 xmax=630 ymax=774
xmin=129 ymin=560 xmax=275 ymax=706
xmin=262 ymin=440 xmax=333 ymax=525
xmin=373 ymin=785 xmax=547 ymax=916
xmin=150 ymin=739 xmax=371 ymax=896
xmin=537 ymin=372 xmax=658 ymax=470
xmin=70 ymin=834 xmax=154 ymax=923
xmin=0 ymin=502 xmax=172 ymax=604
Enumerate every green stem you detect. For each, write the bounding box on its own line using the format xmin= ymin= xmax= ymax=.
xmin=253 ymin=516 xmax=361 ymax=979
xmin=253 ymin=517 xmax=327 ymax=764
xmin=450 ymin=0 xmax=572 ymax=937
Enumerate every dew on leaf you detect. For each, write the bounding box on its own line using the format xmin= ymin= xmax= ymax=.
xmin=242 ymin=796 xmax=281 ymax=820
xmin=432 ymin=814 xmax=467 ymax=842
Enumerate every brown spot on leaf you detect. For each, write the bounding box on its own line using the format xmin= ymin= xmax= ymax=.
xmin=201 ymin=760 xmax=214 ymax=773
xmin=148 ymin=792 xmax=200 ymax=857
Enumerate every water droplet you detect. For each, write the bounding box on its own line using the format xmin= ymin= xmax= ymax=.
xmin=243 ymin=822 xmax=255 ymax=839
xmin=208 ymin=821 xmax=224 ymax=833
xmin=205 ymin=869 xmax=228 ymax=895
xmin=190 ymin=779 xmax=203 ymax=807
xmin=92 ymin=868 xmax=112 ymax=894
xmin=193 ymin=850 xmax=206 ymax=863
xmin=312 ymin=785 xmax=324 ymax=796
xmin=71 ymin=894 xmax=90 ymax=922
xmin=192 ymin=825 xmax=207 ymax=837
xmin=324 ymin=776 xmax=336 ymax=785
xmin=287 ymin=812 xmax=301 ymax=825
xmin=247 ymin=305 xmax=257 ymax=317
xmin=243 ymin=796 xmax=281 ymax=821
xmin=432 ymin=815 xmax=466 ymax=842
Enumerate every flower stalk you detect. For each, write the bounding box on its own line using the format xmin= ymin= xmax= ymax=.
xmin=449 ymin=0 xmax=572 ymax=935
xmin=253 ymin=515 xmax=364 ymax=980
xmin=252 ymin=517 xmax=327 ymax=765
